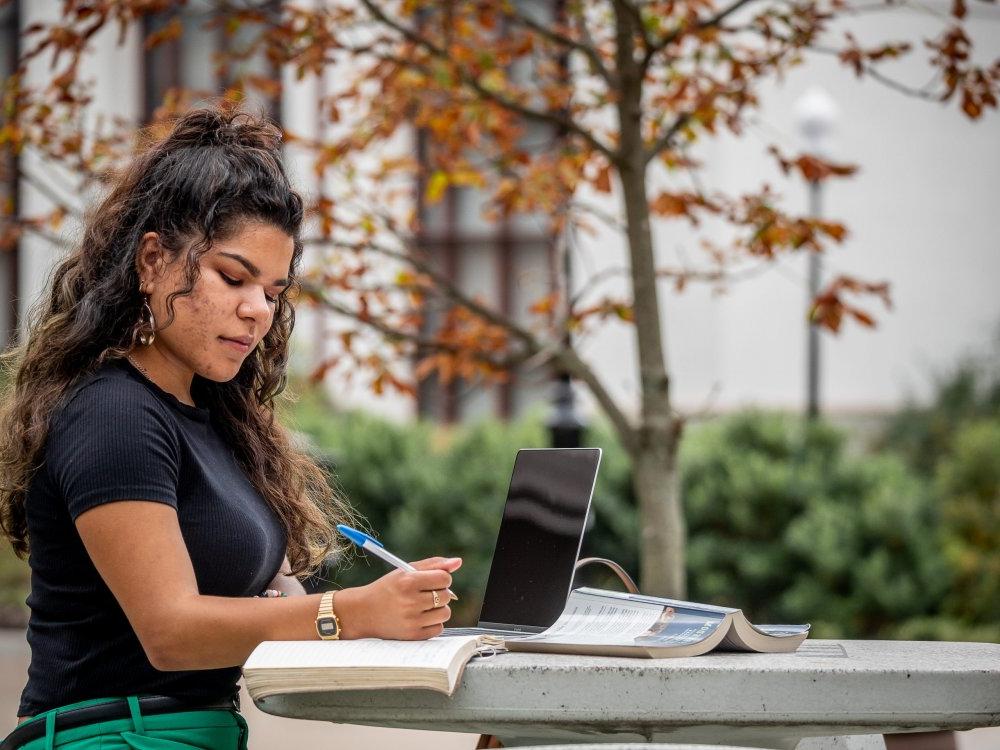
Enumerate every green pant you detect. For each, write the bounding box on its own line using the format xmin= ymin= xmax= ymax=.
xmin=5 ymin=697 xmax=248 ymax=750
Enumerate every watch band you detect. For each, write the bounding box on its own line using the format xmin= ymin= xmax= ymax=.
xmin=315 ymin=590 xmax=341 ymax=640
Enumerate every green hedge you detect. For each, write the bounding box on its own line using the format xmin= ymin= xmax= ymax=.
xmin=681 ymin=413 xmax=952 ymax=638
xmin=285 ymin=383 xmax=998 ymax=640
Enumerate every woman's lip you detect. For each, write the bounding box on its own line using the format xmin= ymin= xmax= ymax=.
xmin=219 ymin=336 xmax=251 ymax=353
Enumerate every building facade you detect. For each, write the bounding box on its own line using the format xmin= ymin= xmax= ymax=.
xmin=4 ymin=1 xmax=999 ymax=424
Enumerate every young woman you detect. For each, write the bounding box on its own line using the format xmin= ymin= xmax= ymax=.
xmin=0 ymin=107 xmax=460 ymax=750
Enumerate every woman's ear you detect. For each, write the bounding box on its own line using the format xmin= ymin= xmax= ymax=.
xmin=136 ymin=232 xmax=166 ymax=291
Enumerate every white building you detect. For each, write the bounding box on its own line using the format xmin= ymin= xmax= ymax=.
xmin=2 ymin=1 xmax=998 ymax=425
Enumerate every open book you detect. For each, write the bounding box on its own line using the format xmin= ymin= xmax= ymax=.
xmin=505 ymin=587 xmax=810 ymax=658
xmin=243 ymin=635 xmax=502 ymax=699
xmin=243 ymin=589 xmax=808 ymax=700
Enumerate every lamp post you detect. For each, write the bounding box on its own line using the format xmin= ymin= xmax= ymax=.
xmin=548 ymin=220 xmax=587 ymax=448
xmin=794 ymin=86 xmax=838 ymax=420
xmin=547 ymin=371 xmax=586 ymax=448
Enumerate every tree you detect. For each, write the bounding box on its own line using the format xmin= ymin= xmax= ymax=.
xmin=2 ymin=0 xmax=997 ymax=595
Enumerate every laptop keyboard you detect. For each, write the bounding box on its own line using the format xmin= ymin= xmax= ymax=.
xmin=442 ymin=626 xmax=532 ymax=638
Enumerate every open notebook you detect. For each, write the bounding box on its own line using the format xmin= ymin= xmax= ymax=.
xmin=243 ymin=635 xmax=503 ymax=698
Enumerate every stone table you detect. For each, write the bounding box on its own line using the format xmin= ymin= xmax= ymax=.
xmin=251 ymin=639 xmax=1000 ymax=750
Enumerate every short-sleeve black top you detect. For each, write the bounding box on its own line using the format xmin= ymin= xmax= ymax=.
xmin=18 ymin=358 xmax=287 ymax=717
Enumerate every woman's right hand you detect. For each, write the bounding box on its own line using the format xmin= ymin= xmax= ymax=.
xmin=334 ymin=557 xmax=462 ymax=640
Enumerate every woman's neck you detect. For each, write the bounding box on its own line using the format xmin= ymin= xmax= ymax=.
xmin=126 ymin=347 xmax=196 ymax=407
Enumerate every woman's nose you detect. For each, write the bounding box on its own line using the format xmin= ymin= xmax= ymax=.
xmin=238 ymin=291 xmax=271 ymax=322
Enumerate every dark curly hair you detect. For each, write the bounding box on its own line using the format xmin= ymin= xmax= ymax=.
xmin=0 ymin=105 xmax=355 ymax=576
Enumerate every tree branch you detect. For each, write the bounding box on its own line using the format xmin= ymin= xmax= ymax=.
xmin=552 ymin=345 xmax=638 ymax=454
xmin=304 ymin=283 xmax=544 ymax=380
xmin=355 ymin=0 xmax=619 ymax=163
xmin=303 ymin=280 xmax=512 ymax=361
xmin=506 ymin=7 xmax=616 ymax=88
xmin=810 ymin=42 xmax=941 ymax=101
xmin=304 ymin=236 xmax=545 ymax=354
xmin=19 ymin=221 xmax=75 ymax=250
xmin=699 ymin=0 xmax=762 ymax=34
xmin=303 ymin=237 xmax=637 ymax=450
xmin=17 ymin=165 xmax=85 ymax=219
xmin=641 ymin=0 xmax=765 ymax=71
xmin=730 ymin=28 xmax=944 ymax=103
xmin=643 ymin=112 xmax=692 ymax=165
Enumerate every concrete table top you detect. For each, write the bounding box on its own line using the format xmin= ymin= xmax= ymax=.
xmin=251 ymin=639 xmax=1000 ymax=750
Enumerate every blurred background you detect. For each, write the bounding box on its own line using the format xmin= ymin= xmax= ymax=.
xmin=0 ymin=0 xmax=997 ymax=748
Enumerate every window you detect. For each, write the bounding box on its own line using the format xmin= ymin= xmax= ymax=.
xmin=414 ymin=127 xmax=558 ymax=424
xmin=141 ymin=1 xmax=281 ymax=125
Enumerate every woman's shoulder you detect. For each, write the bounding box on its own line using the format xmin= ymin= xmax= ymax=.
xmin=55 ymin=359 xmax=174 ymax=428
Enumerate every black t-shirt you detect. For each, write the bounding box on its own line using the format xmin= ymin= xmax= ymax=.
xmin=18 ymin=359 xmax=287 ymax=716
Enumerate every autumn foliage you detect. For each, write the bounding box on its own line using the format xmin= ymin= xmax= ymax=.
xmin=1 ymin=0 xmax=996 ymax=594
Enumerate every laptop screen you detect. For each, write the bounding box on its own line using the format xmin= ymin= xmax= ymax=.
xmin=478 ymin=448 xmax=601 ymax=631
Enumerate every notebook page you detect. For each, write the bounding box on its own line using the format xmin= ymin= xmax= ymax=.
xmin=245 ymin=636 xmax=479 ymax=670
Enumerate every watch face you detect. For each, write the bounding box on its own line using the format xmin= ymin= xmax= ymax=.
xmin=317 ymin=617 xmax=339 ymax=638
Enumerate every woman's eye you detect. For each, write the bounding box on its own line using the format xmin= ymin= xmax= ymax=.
xmin=221 ymin=271 xmax=278 ymax=305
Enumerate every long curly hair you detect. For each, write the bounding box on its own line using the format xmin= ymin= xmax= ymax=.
xmin=0 ymin=106 xmax=354 ymax=576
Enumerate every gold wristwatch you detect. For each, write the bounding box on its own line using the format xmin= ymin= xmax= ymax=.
xmin=315 ymin=590 xmax=341 ymax=640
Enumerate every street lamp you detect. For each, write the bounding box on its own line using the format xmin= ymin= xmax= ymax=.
xmin=794 ymin=86 xmax=839 ymax=420
xmin=547 ymin=371 xmax=587 ymax=448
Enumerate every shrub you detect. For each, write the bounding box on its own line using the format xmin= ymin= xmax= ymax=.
xmin=282 ymin=382 xmax=992 ymax=641
xmin=0 ymin=543 xmax=29 ymax=627
xmin=935 ymin=419 xmax=1000 ymax=626
xmin=681 ymin=412 xmax=950 ymax=638
xmin=876 ymin=355 xmax=1000 ymax=477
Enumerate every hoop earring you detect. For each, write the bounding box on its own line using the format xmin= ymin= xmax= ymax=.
xmin=136 ymin=295 xmax=156 ymax=346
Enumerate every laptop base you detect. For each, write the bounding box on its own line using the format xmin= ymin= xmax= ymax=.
xmin=442 ymin=626 xmax=534 ymax=638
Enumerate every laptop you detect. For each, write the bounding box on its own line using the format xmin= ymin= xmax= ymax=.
xmin=444 ymin=447 xmax=602 ymax=638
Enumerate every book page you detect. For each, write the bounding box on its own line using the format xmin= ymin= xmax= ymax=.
xmin=576 ymin=587 xmax=740 ymax=616
xmin=244 ymin=636 xmax=479 ymax=671
xmin=517 ymin=589 xmax=665 ymax=645
xmin=752 ymin=624 xmax=812 ymax=636
xmin=515 ymin=589 xmax=731 ymax=650
xmin=633 ymin=608 xmax=726 ymax=647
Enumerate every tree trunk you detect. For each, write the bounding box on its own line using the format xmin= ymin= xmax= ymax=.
xmin=633 ymin=429 xmax=686 ymax=597
xmin=611 ymin=1 xmax=686 ymax=597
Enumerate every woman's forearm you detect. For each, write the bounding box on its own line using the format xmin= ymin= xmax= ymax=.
xmin=137 ymin=561 xmax=462 ymax=672
xmin=151 ymin=592 xmax=325 ymax=671
xmin=150 ymin=584 xmax=378 ymax=671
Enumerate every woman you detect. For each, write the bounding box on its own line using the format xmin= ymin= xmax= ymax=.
xmin=0 ymin=107 xmax=460 ymax=749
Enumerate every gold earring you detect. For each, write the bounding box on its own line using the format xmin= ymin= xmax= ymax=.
xmin=136 ymin=295 xmax=156 ymax=346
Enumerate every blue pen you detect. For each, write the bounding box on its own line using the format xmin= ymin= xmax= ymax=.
xmin=337 ymin=524 xmax=458 ymax=601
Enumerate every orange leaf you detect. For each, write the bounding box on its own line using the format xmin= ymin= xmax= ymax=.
xmin=529 ymin=292 xmax=559 ymax=315
xmin=145 ymin=18 xmax=183 ymax=51
xmin=818 ymin=221 xmax=848 ymax=242
xmin=593 ymin=164 xmax=612 ymax=193
xmin=849 ymin=308 xmax=876 ymax=327
xmin=650 ymin=192 xmax=688 ymax=217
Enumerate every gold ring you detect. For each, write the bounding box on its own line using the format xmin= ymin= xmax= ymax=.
xmin=431 ymin=590 xmax=441 ymax=609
